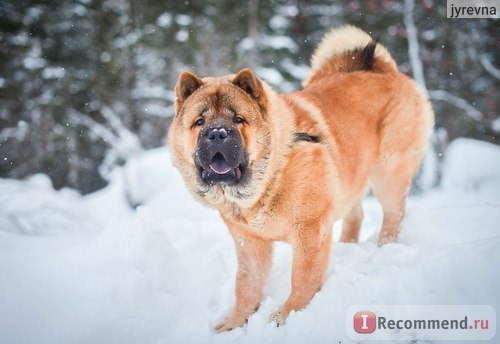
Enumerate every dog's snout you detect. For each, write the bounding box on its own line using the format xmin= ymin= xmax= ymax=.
xmin=207 ymin=128 xmax=228 ymax=144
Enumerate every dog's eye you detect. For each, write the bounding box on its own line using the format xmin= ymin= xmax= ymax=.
xmin=234 ymin=116 xmax=244 ymax=124
xmin=194 ymin=118 xmax=205 ymax=126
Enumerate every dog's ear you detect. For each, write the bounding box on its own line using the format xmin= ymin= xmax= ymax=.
xmin=175 ymin=71 xmax=203 ymax=110
xmin=233 ymin=68 xmax=265 ymax=103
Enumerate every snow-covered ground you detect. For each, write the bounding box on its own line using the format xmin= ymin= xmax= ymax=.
xmin=1 ymin=138 xmax=499 ymax=343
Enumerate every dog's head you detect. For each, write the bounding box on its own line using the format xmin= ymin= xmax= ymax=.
xmin=169 ymin=69 xmax=273 ymax=207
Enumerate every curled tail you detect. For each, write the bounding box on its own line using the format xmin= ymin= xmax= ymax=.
xmin=303 ymin=26 xmax=397 ymax=87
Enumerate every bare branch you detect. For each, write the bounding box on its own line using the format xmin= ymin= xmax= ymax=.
xmin=428 ymin=90 xmax=483 ymax=121
xmin=402 ymin=0 xmax=483 ymax=123
xmin=480 ymin=55 xmax=500 ymax=81
xmin=403 ymin=0 xmax=427 ymax=91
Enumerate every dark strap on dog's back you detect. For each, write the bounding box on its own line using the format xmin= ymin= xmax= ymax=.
xmin=293 ymin=132 xmax=321 ymax=144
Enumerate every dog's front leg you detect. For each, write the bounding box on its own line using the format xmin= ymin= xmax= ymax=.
xmin=270 ymin=220 xmax=332 ymax=325
xmin=215 ymin=231 xmax=273 ymax=332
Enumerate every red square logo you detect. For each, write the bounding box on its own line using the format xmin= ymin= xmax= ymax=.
xmin=353 ymin=311 xmax=376 ymax=333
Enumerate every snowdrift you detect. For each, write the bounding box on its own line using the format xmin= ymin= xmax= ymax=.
xmin=0 ymin=138 xmax=499 ymax=343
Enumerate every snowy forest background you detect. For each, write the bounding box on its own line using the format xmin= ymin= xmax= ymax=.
xmin=1 ymin=2 xmax=499 ymax=343
xmin=0 ymin=0 xmax=498 ymax=194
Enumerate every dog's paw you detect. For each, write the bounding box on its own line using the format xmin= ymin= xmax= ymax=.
xmin=214 ymin=317 xmax=246 ymax=333
xmin=268 ymin=309 xmax=289 ymax=327
xmin=339 ymin=235 xmax=359 ymax=243
xmin=377 ymin=232 xmax=398 ymax=246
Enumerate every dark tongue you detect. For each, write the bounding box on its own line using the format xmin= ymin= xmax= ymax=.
xmin=209 ymin=153 xmax=232 ymax=174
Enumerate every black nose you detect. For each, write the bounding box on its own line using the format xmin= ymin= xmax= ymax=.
xmin=207 ymin=128 xmax=228 ymax=144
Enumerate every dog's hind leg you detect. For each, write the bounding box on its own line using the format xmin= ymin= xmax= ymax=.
xmin=370 ymin=153 xmax=421 ymax=246
xmin=339 ymin=201 xmax=363 ymax=243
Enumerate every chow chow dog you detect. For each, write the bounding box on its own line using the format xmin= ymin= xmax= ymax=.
xmin=168 ymin=25 xmax=434 ymax=332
